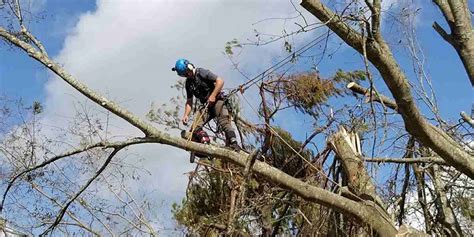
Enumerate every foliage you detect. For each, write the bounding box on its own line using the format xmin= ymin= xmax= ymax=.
xmin=172 ymin=161 xmax=237 ymax=235
xmin=173 ymin=126 xmax=321 ymax=235
xmin=333 ymin=69 xmax=366 ymax=84
xmin=224 ymin=39 xmax=242 ymax=56
xmin=281 ymin=70 xmax=365 ymax=116
xmin=282 ymin=72 xmax=336 ymax=116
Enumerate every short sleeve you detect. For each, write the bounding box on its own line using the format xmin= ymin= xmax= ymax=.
xmin=199 ymin=68 xmax=218 ymax=82
xmin=185 ymin=80 xmax=193 ymax=100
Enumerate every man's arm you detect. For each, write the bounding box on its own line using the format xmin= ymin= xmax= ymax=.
xmin=208 ymin=77 xmax=224 ymax=103
xmin=182 ymin=81 xmax=193 ymax=125
xmin=182 ymin=98 xmax=192 ymax=125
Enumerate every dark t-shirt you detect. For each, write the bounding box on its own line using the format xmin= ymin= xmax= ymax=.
xmin=185 ymin=68 xmax=218 ymax=103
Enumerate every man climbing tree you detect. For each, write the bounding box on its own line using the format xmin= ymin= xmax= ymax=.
xmin=172 ymin=59 xmax=241 ymax=152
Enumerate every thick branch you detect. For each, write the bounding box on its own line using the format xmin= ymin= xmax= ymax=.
xmin=433 ymin=0 xmax=474 ymax=86
xmin=398 ymin=137 xmax=414 ymax=226
xmin=21 ymin=26 xmax=49 ymax=57
xmin=0 ymin=27 xmax=161 ymax=137
xmin=412 ymin=161 xmax=434 ymax=232
xmin=239 ymin=149 xmax=261 ymax=209
xmin=329 ymin=127 xmax=387 ymax=210
xmin=365 ymin=0 xmax=381 ymax=41
xmin=301 ymin=0 xmax=474 ymax=178
xmin=300 ymin=0 xmax=364 ymax=50
xmin=433 ymin=0 xmax=455 ymax=23
xmin=429 ymin=165 xmax=464 ymax=236
xmin=433 ymin=21 xmax=454 ymax=45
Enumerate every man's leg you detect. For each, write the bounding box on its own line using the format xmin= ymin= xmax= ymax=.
xmin=214 ymin=100 xmax=241 ymax=151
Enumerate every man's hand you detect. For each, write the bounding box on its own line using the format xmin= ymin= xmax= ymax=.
xmin=207 ymin=94 xmax=216 ymax=105
xmin=181 ymin=115 xmax=189 ymax=126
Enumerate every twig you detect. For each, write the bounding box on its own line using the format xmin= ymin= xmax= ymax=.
xmin=364 ymin=157 xmax=447 ymax=165
xmin=32 ymin=183 xmax=102 ymax=236
xmin=40 ymin=147 xmax=124 ymax=236
xmin=0 ymin=137 xmax=155 ymax=212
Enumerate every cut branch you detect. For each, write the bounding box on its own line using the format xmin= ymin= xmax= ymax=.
xmin=347 ymin=82 xmax=397 ymax=111
xmin=329 ymin=127 xmax=387 ymax=211
xmin=460 ymin=111 xmax=474 ymax=127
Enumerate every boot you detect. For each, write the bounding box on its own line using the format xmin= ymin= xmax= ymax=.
xmin=228 ymin=137 xmax=241 ymax=152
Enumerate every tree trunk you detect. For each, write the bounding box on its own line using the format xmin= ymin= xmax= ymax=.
xmin=329 ymin=127 xmax=386 ymax=211
xmin=433 ymin=0 xmax=474 ymax=86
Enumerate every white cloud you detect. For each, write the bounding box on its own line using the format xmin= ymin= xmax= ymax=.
xmin=37 ymin=0 xmax=318 ymax=232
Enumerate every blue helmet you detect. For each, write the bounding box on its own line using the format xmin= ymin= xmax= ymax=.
xmin=172 ymin=58 xmax=193 ymax=77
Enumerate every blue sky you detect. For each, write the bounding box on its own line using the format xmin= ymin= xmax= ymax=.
xmin=1 ymin=0 xmax=471 ymax=120
xmin=0 ymin=0 xmax=472 ymax=234
xmin=1 ymin=0 xmax=96 ymax=103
